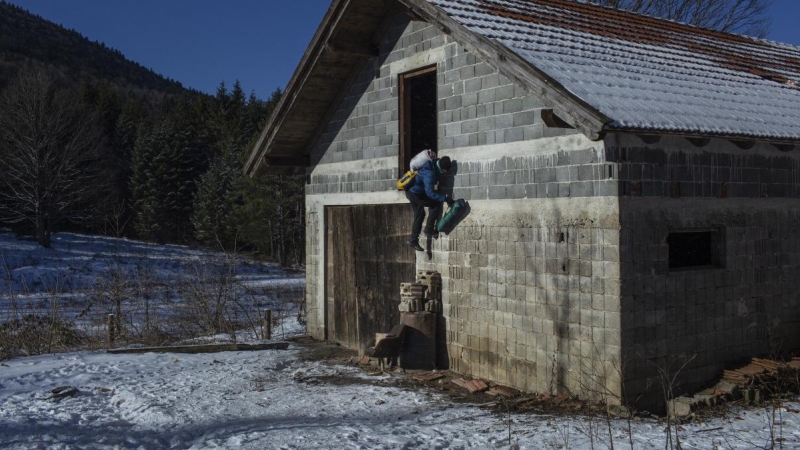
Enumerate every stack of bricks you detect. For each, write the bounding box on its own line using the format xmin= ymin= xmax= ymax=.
xmin=399 ymin=271 xmax=443 ymax=312
xmin=417 ymin=270 xmax=442 ymax=313
xmin=399 ymin=283 xmax=426 ymax=312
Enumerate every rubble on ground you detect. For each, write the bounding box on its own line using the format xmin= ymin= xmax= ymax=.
xmin=669 ymin=357 xmax=800 ymax=419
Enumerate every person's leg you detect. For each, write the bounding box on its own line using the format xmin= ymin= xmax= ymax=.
xmin=405 ymin=191 xmax=425 ymax=250
xmin=422 ymin=199 xmax=443 ymax=237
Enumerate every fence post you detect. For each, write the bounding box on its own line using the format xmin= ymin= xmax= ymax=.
xmin=107 ymin=314 xmax=116 ymax=347
xmin=262 ymin=310 xmax=272 ymax=340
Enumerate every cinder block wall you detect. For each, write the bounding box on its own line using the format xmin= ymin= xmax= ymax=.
xmin=418 ymin=198 xmax=622 ymax=398
xmin=303 ymin=11 xmax=628 ymax=401
xmin=306 ymin=12 xmax=568 ymax=196
xmin=608 ymin=133 xmax=800 ymax=408
xmin=304 ymin=12 xmax=591 ymax=339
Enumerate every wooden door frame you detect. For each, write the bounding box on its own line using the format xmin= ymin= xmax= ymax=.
xmin=398 ymin=64 xmax=437 ymax=177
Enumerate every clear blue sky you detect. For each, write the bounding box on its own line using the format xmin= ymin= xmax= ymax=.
xmin=6 ymin=0 xmax=331 ymax=99
xmin=5 ymin=0 xmax=800 ymax=99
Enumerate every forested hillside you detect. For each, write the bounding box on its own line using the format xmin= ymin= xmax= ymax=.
xmin=0 ymin=1 xmax=184 ymax=94
xmin=0 ymin=2 xmax=304 ymax=266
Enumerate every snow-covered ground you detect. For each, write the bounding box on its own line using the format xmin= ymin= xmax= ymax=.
xmin=1 ymin=343 xmax=799 ymax=449
xmin=0 ymin=232 xmax=305 ymax=349
xmin=2 ymin=232 xmax=799 ymax=449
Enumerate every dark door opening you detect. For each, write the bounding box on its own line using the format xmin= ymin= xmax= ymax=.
xmin=399 ymin=66 xmax=437 ymax=174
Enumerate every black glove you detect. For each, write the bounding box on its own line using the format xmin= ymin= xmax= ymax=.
xmin=445 ymin=195 xmax=454 ymax=207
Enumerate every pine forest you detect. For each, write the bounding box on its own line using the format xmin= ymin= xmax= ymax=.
xmin=0 ymin=1 xmax=304 ymax=266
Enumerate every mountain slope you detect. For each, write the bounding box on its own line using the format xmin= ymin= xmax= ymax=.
xmin=0 ymin=1 xmax=187 ymax=94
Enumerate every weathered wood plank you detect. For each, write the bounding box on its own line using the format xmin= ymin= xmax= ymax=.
xmin=247 ymin=0 xmax=399 ymax=177
xmin=266 ymin=156 xmax=310 ymax=168
xmin=107 ymin=342 xmax=289 ymax=354
xmin=325 ymin=208 xmax=335 ymax=340
xmin=246 ymin=0 xmax=354 ymax=176
xmin=330 ymin=206 xmax=360 ymax=349
xmin=351 ymin=204 xmax=415 ymax=353
xmin=325 ymin=40 xmax=379 ymax=57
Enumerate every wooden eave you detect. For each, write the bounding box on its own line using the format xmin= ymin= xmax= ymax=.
xmin=245 ymin=0 xmax=396 ymax=177
xmin=246 ymin=0 xmax=613 ymax=177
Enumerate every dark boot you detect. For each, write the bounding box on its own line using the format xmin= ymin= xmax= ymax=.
xmin=407 ymin=237 xmax=424 ymax=252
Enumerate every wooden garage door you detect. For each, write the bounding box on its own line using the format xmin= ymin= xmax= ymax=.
xmin=325 ymin=204 xmax=415 ymax=353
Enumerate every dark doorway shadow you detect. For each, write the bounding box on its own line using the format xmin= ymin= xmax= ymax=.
xmin=436 ymin=313 xmax=449 ymax=369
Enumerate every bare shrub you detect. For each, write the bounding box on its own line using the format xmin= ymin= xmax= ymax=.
xmin=652 ymin=353 xmax=696 ymax=450
xmin=172 ymin=252 xmax=264 ymax=341
xmin=0 ymin=234 xmax=302 ymax=357
xmin=0 ymin=313 xmax=85 ymax=357
xmin=81 ymin=261 xmax=171 ymax=347
xmin=570 ymin=346 xmax=643 ymax=450
xmin=0 ymin=274 xmax=89 ymax=358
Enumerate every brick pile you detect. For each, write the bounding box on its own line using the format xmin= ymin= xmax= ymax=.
xmin=722 ymin=357 xmax=800 ymax=387
xmin=399 ymin=271 xmax=442 ymax=312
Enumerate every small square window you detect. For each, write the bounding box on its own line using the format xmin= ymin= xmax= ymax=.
xmin=667 ymin=229 xmax=723 ymax=270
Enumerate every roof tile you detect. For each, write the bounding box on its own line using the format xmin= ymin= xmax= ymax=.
xmin=429 ymin=0 xmax=800 ymax=140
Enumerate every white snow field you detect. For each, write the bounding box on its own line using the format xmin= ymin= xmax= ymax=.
xmin=2 ymin=344 xmax=800 ymax=449
xmin=2 ymin=232 xmax=800 ymax=449
xmin=0 ymin=231 xmax=305 ymax=348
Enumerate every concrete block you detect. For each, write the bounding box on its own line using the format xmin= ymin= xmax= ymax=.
xmin=523 ymin=124 xmax=545 ymax=140
xmin=508 ymin=184 xmax=526 ymax=199
xmin=496 ymin=113 xmax=514 ymax=129
xmin=488 ymin=186 xmax=506 ymax=199
xmin=465 ymin=77 xmax=482 ymax=93
xmin=445 ymin=96 xmax=462 ymax=110
xmin=478 ymin=89 xmax=496 ymax=104
xmin=502 ymin=98 xmax=523 ymax=114
xmin=570 ymin=181 xmax=594 ymax=197
xmin=461 ymin=119 xmax=478 ymax=134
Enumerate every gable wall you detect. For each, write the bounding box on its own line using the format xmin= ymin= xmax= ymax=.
xmin=304 ymin=11 xmax=624 ymax=400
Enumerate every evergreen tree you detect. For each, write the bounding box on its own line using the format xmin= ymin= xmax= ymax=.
xmin=105 ymin=96 xmax=147 ymax=235
xmin=130 ymin=94 xmax=210 ymax=243
xmin=230 ymin=174 xmax=304 ymax=266
xmin=191 ymin=156 xmax=238 ymax=249
xmin=191 ymin=80 xmax=256 ymax=250
xmin=130 ymin=125 xmax=160 ymax=241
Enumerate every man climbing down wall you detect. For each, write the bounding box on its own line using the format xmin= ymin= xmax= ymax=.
xmin=405 ymin=154 xmax=452 ymax=252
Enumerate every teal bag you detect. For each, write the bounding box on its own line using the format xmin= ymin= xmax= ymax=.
xmin=436 ymin=199 xmax=468 ymax=234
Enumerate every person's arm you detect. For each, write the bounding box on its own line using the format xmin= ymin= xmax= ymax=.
xmin=422 ymin=169 xmax=447 ymax=203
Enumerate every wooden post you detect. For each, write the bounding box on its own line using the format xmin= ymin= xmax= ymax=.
xmin=262 ymin=310 xmax=272 ymax=340
xmin=107 ymin=314 xmax=116 ymax=347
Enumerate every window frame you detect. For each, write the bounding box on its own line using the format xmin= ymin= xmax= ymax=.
xmin=398 ymin=65 xmax=438 ymax=177
xmin=666 ymin=227 xmax=725 ymax=271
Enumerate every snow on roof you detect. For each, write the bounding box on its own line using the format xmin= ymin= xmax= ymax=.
xmin=429 ymin=0 xmax=800 ymax=140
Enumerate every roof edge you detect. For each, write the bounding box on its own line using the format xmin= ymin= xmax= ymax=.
xmin=606 ymin=126 xmax=800 ymax=146
xmin=245 ymin=0 xmax=348 ymax=177
xmin=399 ymin=0 xmax=611 ymax=140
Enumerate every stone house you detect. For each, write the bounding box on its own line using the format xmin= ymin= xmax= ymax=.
xmin=246 ymin=0 xmax=800 ymax=408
